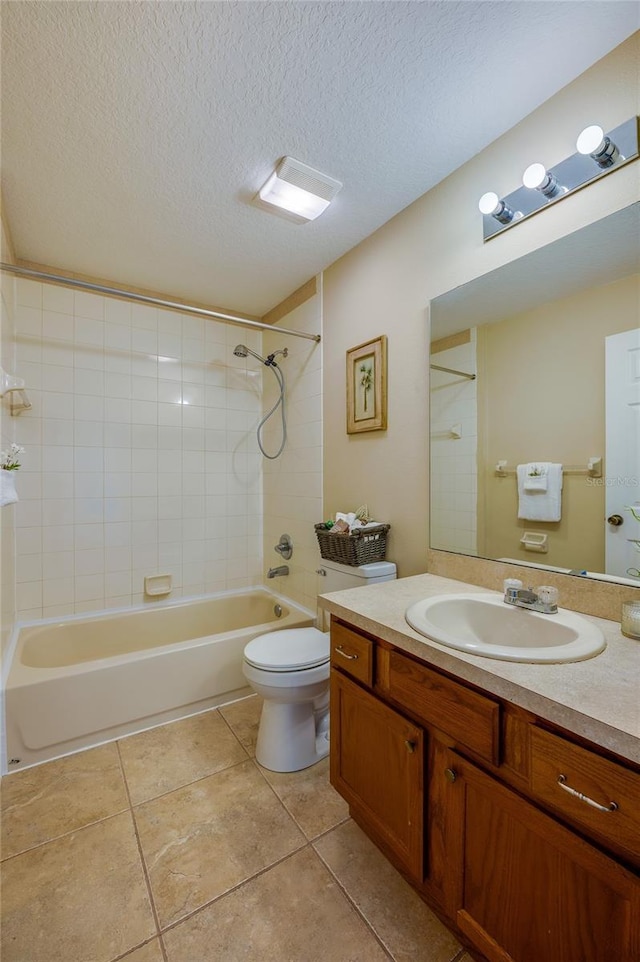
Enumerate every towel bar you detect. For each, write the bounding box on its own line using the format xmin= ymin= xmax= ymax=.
xmin=495 ymin=457 xmax=602 ymax=478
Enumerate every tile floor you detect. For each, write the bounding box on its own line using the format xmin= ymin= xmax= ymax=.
xmin=1 ymin=695 xmax=472 ymax=962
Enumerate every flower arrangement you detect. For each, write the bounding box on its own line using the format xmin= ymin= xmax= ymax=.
xmin=1 ymin=443 xmax=25 ymax=471
xmin=359 ymin=361 xmax=373 ymax=413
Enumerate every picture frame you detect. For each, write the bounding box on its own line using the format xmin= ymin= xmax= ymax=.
xmin=346 ymin=335 xmax=387 ymax=434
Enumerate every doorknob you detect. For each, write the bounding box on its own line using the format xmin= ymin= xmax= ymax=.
xmin=607 ymin=514 xmax=624 ymax=526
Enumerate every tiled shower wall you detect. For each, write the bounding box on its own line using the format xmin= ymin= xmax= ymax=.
xmin=1 ymin=273 xmax=17 ymax=655
xmin=263 ymin=289 xmax=323 ymax=615
xmin=429 ymin=330 xmax=478 ymax=555
xmin=12 ymin=278 xmax=264 ymax=619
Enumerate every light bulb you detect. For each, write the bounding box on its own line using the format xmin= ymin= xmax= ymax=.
xmin=478 ymin=192 xmax=500 ymax=215
xmin=522 ymin=163 xmax=562 ymax=198
xmin=522 ymin=163 xmax=547 ymax=190
xmin=576 ymin=125 xmax=605 ymax=155
xmin=477 ymin=191 xmax=513 ymax=224
xmin=575 ymin=124 xmax=619 ymax=168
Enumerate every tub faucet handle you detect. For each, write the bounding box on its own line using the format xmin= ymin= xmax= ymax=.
xmin=274 ymin=534 xmax=293 ymax=560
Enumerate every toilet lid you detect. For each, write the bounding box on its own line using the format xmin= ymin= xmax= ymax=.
xmin=244 ymin=627 xmax=329 ymax=671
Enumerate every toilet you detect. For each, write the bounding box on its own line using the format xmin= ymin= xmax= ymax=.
xmin=243 ymin=558 xmax=397 ymax=772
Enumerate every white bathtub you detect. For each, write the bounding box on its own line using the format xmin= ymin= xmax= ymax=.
xmin=4 ymin=589 xmax=315 ymax=772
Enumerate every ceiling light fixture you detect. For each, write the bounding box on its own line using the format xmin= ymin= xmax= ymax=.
xmin=478 ymin=116 xmax=638 ymax=242
xmin=257 ymin=157 xmax=342 ymax=222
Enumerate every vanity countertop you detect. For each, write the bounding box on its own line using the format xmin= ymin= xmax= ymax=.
xmin=319 ymin=573 xmax=640 ymax=765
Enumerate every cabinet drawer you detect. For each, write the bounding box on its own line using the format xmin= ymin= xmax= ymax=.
xmin=330 ymin=621 xmax=374 ymax=687
xmin=530 ymin=726 xmax=640 ymax=862
xmin=382 ymin=649 xmax=500 ymax=765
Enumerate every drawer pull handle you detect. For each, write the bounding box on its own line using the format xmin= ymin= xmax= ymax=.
xmin=405 ymin=739 xmax=417 ymax=753
xmin=444 ymin=768 xmax=458 ymax=783
xmin=334 ymin=646 xmax=359 ymax=661
xmin=557 ymin=774 xmax=618 ymax=813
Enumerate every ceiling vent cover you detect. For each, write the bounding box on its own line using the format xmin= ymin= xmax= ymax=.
xmin=276 ymin=157 xmax=342 ymax=202
xmin=258 ymin=157 xmax=342 ymax=221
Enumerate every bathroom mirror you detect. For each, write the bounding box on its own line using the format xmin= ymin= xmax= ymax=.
xmin=429 ymin=202 xmax=640 ymax=586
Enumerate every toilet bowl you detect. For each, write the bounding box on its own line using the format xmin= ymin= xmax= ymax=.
xmin=243 ymin=627 xmax=330 ymax=773
xmin=243 ymin=558 xmax=396 ymax=772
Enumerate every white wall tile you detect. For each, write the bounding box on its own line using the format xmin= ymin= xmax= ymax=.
xmin=74 ymin=291 xmax=104 ymax=320
xmin=10 ymin=282 xmax=284 ymax=617
xmin=43 ymin=283 xmax=74 ymax=315
xmin=44 ymin=311 xmax=74 ymax=342
xmin=105 ymin=298 xmax=131 ymax=325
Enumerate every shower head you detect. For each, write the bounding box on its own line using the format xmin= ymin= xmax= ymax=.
xmin=233 ymin=344 xmax=288 ymax=367
xmin=233 ymin=343 xmax=266 ymax=364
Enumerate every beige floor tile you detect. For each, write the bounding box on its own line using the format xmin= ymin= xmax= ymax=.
xmin=135 ymin=758 xmax=305 ymax=928
xmin=119 ymin=709 xmax=248 ymax=805
xmin=219 ymin=693 xmax=262 ymax=756
xmin=0 ymin=742 xmax=128 ymax=859
xmin=163 ymin=847 xmax=390 ymax=962
xmin=120 ymin=939 xmax=165 ymax=961
xmin=259 ymin=756 xmax=349 ymax=839
xmin=315 ymin=820 xmax=461 ymax=962
xmin=0 ymin=812 xmax=156 ymax=962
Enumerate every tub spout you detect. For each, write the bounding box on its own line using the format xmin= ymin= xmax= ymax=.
xmin=267 ymin=565 xmax=289 ymax=578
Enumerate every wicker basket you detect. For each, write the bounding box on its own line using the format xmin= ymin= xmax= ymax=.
xmin=314 ymin=522 xmax=390 ymax=566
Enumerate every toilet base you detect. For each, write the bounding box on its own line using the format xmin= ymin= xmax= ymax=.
xmin=255 ymin=699 xmax=330 ymax=773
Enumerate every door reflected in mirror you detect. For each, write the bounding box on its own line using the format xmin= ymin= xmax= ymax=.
xmin=429 ymin=203 xmax=640 ymax=587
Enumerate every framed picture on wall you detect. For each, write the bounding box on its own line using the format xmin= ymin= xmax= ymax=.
xmin=346 ymin=335 xmax=388 ymax=434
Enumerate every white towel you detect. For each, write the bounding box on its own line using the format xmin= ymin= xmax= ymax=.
xmin=0 ymin=469 xmax=18 ymax=507
xmin=523 ymin=462 xmax=549 ymax=491
xmin=517 ymin=463 xmax=563 ymax=521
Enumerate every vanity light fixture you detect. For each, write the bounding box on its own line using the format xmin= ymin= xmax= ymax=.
xmin=257 ymin=156 xmax=342 ymax=222
xmin=478 ymin=192 xmax=514 ymax=224
xmin=479 ymin=116 xmax=639 ymax=241
xmin=576 ymin=124 xmax=620 ymax=168
xmin=522 ymin=163 xmax=563 ymax=199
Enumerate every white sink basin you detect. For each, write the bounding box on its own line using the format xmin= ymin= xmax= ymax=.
xmin=405 ymin=593 xmax=606 ymax=663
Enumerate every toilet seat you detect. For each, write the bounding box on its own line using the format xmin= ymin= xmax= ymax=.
xmin=244 ymin=627 xmax=329 ymax=672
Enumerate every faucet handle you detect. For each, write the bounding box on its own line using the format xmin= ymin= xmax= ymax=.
xmin=536 ymin=585 xmax=559 ymax=608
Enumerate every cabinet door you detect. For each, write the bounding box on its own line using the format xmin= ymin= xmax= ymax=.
xmin=449 ymin=756 xmax=640 ymax=962
xmin=330 ymin=669 xmax=424 ymax=880
xmin=423 ymin=739 xmax=465 ymax=916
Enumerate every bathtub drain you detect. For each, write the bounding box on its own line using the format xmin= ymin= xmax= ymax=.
xmin=274 ymin=604 xmax=283 ymax=618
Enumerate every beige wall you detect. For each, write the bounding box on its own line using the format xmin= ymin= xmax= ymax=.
xmin=479 ymin=273 xmax=639 ymax=571
xmin=323 ymin=32 xmax=639 ymax=580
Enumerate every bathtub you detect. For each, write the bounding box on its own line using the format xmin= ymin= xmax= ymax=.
xmin=3 ymin=589 xmax=315 ymax=772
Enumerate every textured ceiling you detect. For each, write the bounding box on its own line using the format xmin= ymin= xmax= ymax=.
xmin=1 ymin=2 xmax=638 ymax=316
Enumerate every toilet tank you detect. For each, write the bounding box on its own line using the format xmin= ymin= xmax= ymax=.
xmin=319 ymin=558 xmax=397 ymax=593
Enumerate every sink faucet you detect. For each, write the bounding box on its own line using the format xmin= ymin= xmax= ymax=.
xmin=267 ymin=565 xmax=289 ymax=578
xmin=503 ymin=586 xmax=558 ymax=614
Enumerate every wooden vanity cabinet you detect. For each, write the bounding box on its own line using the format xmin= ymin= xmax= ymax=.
xmin=330 ymin=668 xmax=424 ymax=880
xmin=329 ymin=616 xmax=640 ymax=962
xmin=444 ymin=751 xmax=640 ymax=962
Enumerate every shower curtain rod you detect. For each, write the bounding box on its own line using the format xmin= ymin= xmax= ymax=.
xmin=0 ymin=263 xmax=322 ymax=343
xmin=430 ymin=363 xmax=476 ymax=380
